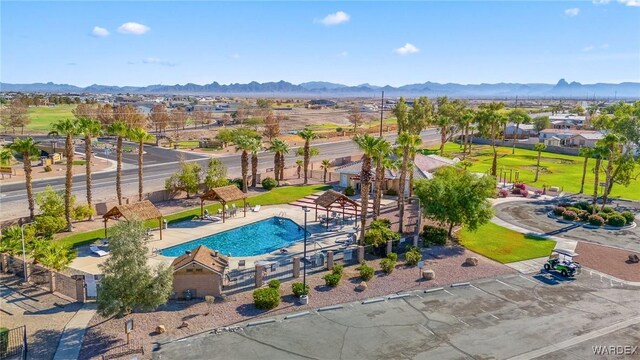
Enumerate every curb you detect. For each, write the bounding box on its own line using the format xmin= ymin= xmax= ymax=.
xmin=451 ymin=282 xmax=470 ymax=287
xmin=246 ymin=319 xmax=276 ymax=327
xmin=424 ymin=287 xmax=444 ymax=293
xmin=285 ymin=311 xmax=310 ymax=319
xmin=361 ymin=297 xmax=385 ymax=305
xmin=317 ymin=305 xmax=343 ymax=312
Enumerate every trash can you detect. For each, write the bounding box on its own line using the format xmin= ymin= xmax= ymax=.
xmin=184 ymin=289 xmax=192 ymax=301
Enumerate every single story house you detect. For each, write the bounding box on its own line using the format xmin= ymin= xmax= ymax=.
xmin=543 ymin=136 xmax=561 ymax=147
xmin=567 ymin=132 xmax=604 ymax=148
xmin=539 ymin=129 xmax=604 ymax=146
xmin=336 ymin=153 xmax=454 ymax=195
xmin=504 ymin=123 xmax=537 ymax=138
xmin=551 ymin=120 xmax=577 ymax=130
xmin=549 ymin=114 xmax=587 ymax=127
xmin=171 ymin=245 xmax=229 ymax=299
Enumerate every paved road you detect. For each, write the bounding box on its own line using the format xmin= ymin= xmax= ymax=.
xmin=0 ymin=129 xmax=440 ymax=219
xmin=153 ymin=271 xmax=640 ymax=359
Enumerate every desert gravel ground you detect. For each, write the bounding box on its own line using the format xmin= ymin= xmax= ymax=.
xmin=575 ymin=242 xmax=640 ymax=282
xmin=79 ymin=246 xmax=513 ymax=359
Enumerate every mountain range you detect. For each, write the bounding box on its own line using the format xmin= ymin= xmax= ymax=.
xmin=1 ymin=79 xmax=638 ymax=98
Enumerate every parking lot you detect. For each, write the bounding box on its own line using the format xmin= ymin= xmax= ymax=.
xmin=153 ymin=271 xmax=640 ymax=359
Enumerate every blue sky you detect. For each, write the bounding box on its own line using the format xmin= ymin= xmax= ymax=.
xmin=1 ymin=1 xmax=639 ymax=87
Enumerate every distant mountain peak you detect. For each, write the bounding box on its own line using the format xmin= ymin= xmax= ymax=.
xmin=556 ymin=78 xmax=569 ymax=87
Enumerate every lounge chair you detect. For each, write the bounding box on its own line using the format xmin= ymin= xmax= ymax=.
xmin=203 ymin=215 xmax=222 ymax=222
xmin=89 ymin=246 xmax=108 ymax=257
xmin=252 ymin=205 xmax=261 ymax=212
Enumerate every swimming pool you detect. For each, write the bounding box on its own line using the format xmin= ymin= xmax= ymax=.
xmin=160 ymin=217 xmax=309 ymax=257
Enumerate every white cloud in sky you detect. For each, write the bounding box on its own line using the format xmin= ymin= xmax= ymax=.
xmin=316 ymin=11 xmax=350 ymax=26
xmin=91 ymin=26 xmax=109 ymax=37
xmin=582 ymin=43 xmax=610 ymax=52
xmin=595 ymin=0 xmax=640 ymax=6
xmin=142 ymin=58 xmax=175 ymax=66
xmin=592 ymin=0 xmax=611 ymax=4
xmin=118 ymin=22 xmax=150 ymax=35
xmin=231 ymin=53 xmax=240 ymax=59
xmin=564 ymin=8 xmax=580 ymax=16
xmin=337 ymin=51 xmax=349 ymax=58
xmin=393 ymin=43 xmax=419 ymax=56
xmin=582 ymin=45 xmax=596 ymax=52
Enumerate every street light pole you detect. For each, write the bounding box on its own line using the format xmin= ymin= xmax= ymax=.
xmin=20 ymin=222 xmax=31 ymax=283
xmin=302 ymin=206 xmax=310 ymax=289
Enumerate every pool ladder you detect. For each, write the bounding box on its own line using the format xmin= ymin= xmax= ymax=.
xmin=278 ymin=211 xmax=287 ymax=218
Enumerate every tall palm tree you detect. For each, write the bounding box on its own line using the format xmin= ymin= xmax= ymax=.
xmin=295 ymin=159 xmax=303 ymax=179
xmin=591 ymin=146 xmax=607 ymax=214
xmin=372 ymin=139 xmax=391 ymax=218
xmin=76 ymin=117 xmax=101 ymax=219
xmin=51 ymin=119 xmax=79 ymax=232
xmin=578 ymin=147 xmax=592 ymax=194
xmin=476 ymin=102 xmax=506 ymax=176
xmin=249 ymin=138 xmax=262 ymax=188
xmin=0 ymin=148 xmax=14 ymax=166
xmin=234 ymin=136 xmax=253 ymax=193
xmin=508 ymin=108 xmax=531 ymax=154
xmin=298 ymin=129 xmax=316 ymax=185
xmin=268 ymin=138 xmax=289 ymax=181
xmin=397 ymin=132 xmax=421 ymax=233
xmin=320 ymin=159 xmax=331 ymax=183
xmin=106 ymin=121 xmax=129 ymax=205
xmin=7 ymin=138 xmax=39 ymax=219
xmin=353 ymin=134 xmax=381 ymax=242
xmin=127 ymin=127 xmax=154 ymax=201
xmin=533 ymin=143 xmax=546 ymax=182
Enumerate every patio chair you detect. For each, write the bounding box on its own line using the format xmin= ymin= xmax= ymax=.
xmin=238 ymin=260 xmax=246 ymax=270
xmin=89 ymin=246 xmax=108 ymax=257
xmin=252 ymin=205 xmax=261 ymax=212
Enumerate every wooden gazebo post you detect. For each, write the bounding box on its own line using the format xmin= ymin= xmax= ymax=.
xmin=104 ymin=218 xmax=108 ymax=238
xmin=222 ymin=200 xmax=226 ymax=223
xmin=243 ymin=198 xmax=247 ymax=217
xmin=158 ymin=216 xmax=163 ymax=240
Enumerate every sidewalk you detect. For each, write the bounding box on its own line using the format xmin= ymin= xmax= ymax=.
xmin=53 ymin=303 xmax=97 ymax=360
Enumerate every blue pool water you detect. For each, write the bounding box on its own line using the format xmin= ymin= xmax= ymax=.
xmin=160 ymin=217 xmax=309 ymax=257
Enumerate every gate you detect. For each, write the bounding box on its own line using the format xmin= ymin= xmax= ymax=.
xmin=0 ymin=326 xmax=27 ymax=360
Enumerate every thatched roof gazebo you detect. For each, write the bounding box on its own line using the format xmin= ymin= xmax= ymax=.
xmin=199 ymin=185 xmax=248 ymax=223
xmin=103 ymin=200 xmax=164 ymax=239
xmin=314 ymin=190 xmax=360 ymax=229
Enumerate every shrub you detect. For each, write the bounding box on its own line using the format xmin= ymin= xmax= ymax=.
xmin=253 ymin=287 xmax=280 ymax=309
xmin=514 ymin=183 xmax=527 ymax=191
xmin=268 ymin=279 xmax=281 ymax=290
xmin=498 ymin=189 xmax=509 ymax=198
xmin=261 ymin=177 xmax=278 ymax=191
xmin=562 ymin=211 xmax=577 ymax=221
xmin=72 ymin=204 xmax=95 ymax=221
xmin=323 ymin=273 xmax=341 ymax=287
xmin=534 ymin=190 xmax=543 ymax=196
xmin=573 ymin=201 xmax=593 ymax=213
xmin=0 ymin=327 xmax=8 ymax=354
xmin=588 ymin=215 xmax=605 ymax=226
xmin=558 ymin=202 xmax=573 ymax=208
xmin=229 ymin=178 xmax=243 ymax=190
xmin=331 ymin=264 xmax=343 ymax=275
xmin=344 ymin=186 xmax=355 ymax=196
xmin=607 ymin=214 xmax=626 ymax=227
xmin=601 ymin=206 xmax=615 ymax=214
xmin=35 ymin=215 xmax=65 ymax=237
xmin=552 ymin=206 xmax=566 ymax=216
xmin=44 ymin=165 xmax=52 ymax=172
xmin=565 ymin=207 xmax=580 ymax=214
xmin=384 ymin=188 xmax=398 ymax=196
xmin=621 ymin=211 xmax=636 ymax=225
xmin=380 ymin=253 xmax=397 ymax=274
xmin=511 ymin=188 xmax=521 ymax=195
xmin=404 ymin=246 xmax=422 ymax=266
xmin=577 ymin=210 xmax=590 ymax=222
xmin=291 ymin=282 xmax=309 ymax=297
xmin=421 ymin=225 xmax=448 ymax=246
xmin=597 ymin=212 xmax=610 ymax=221
xmin=357 ymin=262 xmax=374 ymax=281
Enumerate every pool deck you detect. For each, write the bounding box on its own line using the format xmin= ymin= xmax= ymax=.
xmin=69 ymin=204 xmax=360 ymax=274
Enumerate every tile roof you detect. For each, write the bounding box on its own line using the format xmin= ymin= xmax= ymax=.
xmin=171 ymin=245 xmax=229 ymax=274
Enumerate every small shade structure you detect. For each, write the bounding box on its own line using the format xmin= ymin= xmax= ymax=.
xmin=103 ymin=200 xmax=164 ymax=240
xmin=313 ymin=190 xmax=360 ymax=230
xmin=200 ymin=185 xmax=247 ymax=223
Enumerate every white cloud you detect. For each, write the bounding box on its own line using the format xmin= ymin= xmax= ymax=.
xmin=316 ymin=11 xmax=350 ymax=26
xmin=592 ymin=0 xmax=611 ymax=4
xmin=337 ymin=51 xmax=349 ymax=58
xmin=618 ymin=0 xmax=640 ymax=6
xmin=564 ymin=7 xmax=580 ymax=16
xmin=142 ymin=58 xmax=175 ymax=67
xmin=582 ymin=45 xmax=596 ymax=52
xmin=91 ymin=26 xmax=109 ymax=37
xmin=118 ymin=22 xmax=150 ymax=35
xmin=393 ymin=43 xmax=419 ymax=56
xmin=582 ymin=43 xmax=610 ymax=52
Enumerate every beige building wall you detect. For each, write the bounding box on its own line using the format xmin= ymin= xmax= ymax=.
xmin=172 ymin=263 xmax=223 ymax=298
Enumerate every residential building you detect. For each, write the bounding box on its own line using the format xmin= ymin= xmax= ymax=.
xmin=539 ymin=129 xmax=604 ymax=146
xmin=567 ymin=132 xmax=605 ymax=148
xmin=504 ymin=123 xmax=537 ymax=138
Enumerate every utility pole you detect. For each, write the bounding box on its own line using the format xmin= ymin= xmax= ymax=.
xmin=379 ymin=91 xmax=384 ymax=137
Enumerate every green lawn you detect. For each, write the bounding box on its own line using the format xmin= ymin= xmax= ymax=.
xmin=57 ymin=184 xmax=331 ymax=248
xmin=431 ymin=143 xmax=640 ymax=201
xmin=26 ymin=105 xmax=76 ymax=131
xmin=459 ymin=222 xmax=556 ymax=264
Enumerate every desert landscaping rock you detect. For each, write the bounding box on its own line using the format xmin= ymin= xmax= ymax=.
xmin=356 ymin=281 xmax=368 ymax=291
xmin=465 ymin=257 xmax=479 ymax=266
xmin=422 ymin=270 xmax=435 ymax=280
xmin=156 ymin=325 xmax=166 ymax=334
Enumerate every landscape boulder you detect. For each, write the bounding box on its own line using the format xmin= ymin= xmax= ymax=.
xmin=155 ymin=325 xmax=166 ymax=334
xmin=629 ymin=254 xmax=640 ymax=263
xmin=422 ymin=270 xmax=435 ymax=280
xmin=356 ymin=281 xmax=368 ymax=292
xmin=464 ymin=257 xmax=479 ymax=266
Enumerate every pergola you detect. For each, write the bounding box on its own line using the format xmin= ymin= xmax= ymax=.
xmin=313 ymin=190 xmax=360 ymax=230
xmin=103 ymin=200 xmax=164 ymax=240
xmin=199 ymin=185 xmax=248 ymax=223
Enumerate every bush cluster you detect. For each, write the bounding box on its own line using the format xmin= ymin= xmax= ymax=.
xmin=562 ymin=211 xmax=578 ymax=221
xmin=357 ymin=262 xmax=374 ymax=281
xmin=621 ymin=211 xmax=636 ymax=225
xmin=72 ymin=204 xmax=95 ymax=221
xmin=551 ymin=201 xmax=634 ymax=228
xmin=497 ymin=189 xmax=509 ymax=198
xmin=268 ymin=279 xmax=281 ymax=290
xmin=577 ymin=210 xmax=590 ymax=222
xmin=588 ymin=215 xmax=605 ymax=226
xmin=421 ymin=225 xmax=448 ymax=246
xmin=323 ymin=265 xmax=344 ymax=287
xmin=514 ymin=183 xmax=527 ymax=191
xmin=552 ymin=206 xmax=566 ymax=216
xmin=404 ymin=246 xmax=422 ymax=266
xmin=384 ymin=188 xmax=398 ymax=196
xmin=261 ymin=177 xmax=278 ymax=191
xmin=344 ymin=186 xmax=355 ymax=196
xmin=607 ymin=214 xmax=626 ymax=227
xmin=381 ymin=253 xmax=397 ymax=274
xmin=253 ymin=287 xmax=280 ymax=310
xmin=44 ymin=165 xmax=52 ymax=172
xmin=291 ymin=282 xmax=309 ymax=297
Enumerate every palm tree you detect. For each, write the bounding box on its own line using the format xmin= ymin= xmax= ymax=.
xmin=591 ymin=146 xmax=607 ymax=214
xmin=295 ymin=159 xmax=303 ymax=179
xmin=320 ymin=159 xmax=331 ymax=183
xmin=476 ymin=102 xmax=506 ymax=176
xmin=51 ymin=119 xmax=79 ymax=232
xmin=248 ymin=138 xmax=262 ymax=188
xmin=578 ymin=147 xmax=592 ymax=194
xmin=532 ymin=143 xmax=546 ymax=182
xmin=598 ymin=134 xmax=624 ymax=211
xmin=372 ymin=139 xmax=391 ymax=218
xmin=268 ymin=138 xmax=289 ymax=181
xmin=128 ymin=127 xmax=154 ymax=201
xmin=397 ymin=132 xmax=421 ymax=233
xmin=106 ymin=121 xmax=129 ymax=205
xmin=353 ymin=134 xmax=381 ymax=241
xmin=7 ymin=138 xmax=39 ymax=219
xmin=76 ymin=117 xmax=101 ymax=218
xmin=508 ymin=109 xmax=531 ymax=154
xmin=234 ymin=136 xmax=253 ymax=193
xmin=298 ymin=129 xmax=316 ymax=185
xmin=0 ymin=148 xmax=14 ymax=166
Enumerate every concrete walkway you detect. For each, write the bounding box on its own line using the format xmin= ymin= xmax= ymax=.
xmin=53 ymin=303 xmax=97 ymax=360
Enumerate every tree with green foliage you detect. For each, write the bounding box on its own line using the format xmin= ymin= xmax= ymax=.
xmin=256 ymin=98 xmax=274 ymax=109
xmin=234 ymin=135 xmax=253 ymax=193
xmin=508 ymin=108 xmax=532 ymax=154
xmin=407 ymin=96 xmax=434 ymax=135
xmin=320 ymin=159 xmax=331 ymax=183
xmin=393 ymin=97 xmax=409 ymax=135
xmin=165 ymin=157 xmax=202 ymax=198
xmin=578 ymin=147 xmax=592 ymax=194
xmin=32 ymin=240 xmax=76 ymax=271
xmin=97 ymin=220 xmax=173 ymax=317
xmin=0 ymin=148 xmax=14 ymax=166
xmin=533 ymin=143 xmax=546 ymax=182
xmin=106 ymin=121 xmax=129 ymax=205
xmin=295 ymin=159 xmax=303 ymax=179
xmin=268 ymin=138 xmax=289 ymax=181
xmin=248 ymin=137 xmax=262 ymax=188
xmin=459 ymin=108 xmax=476 ymax=156
xmin=215 ymin=128 xmax=235 ymax=148
xmin=128 ymin=127 xmax=155 ymax=201
xmin=435 ymin=97 xmax=463 ymax=155
xmin=354 ymin=134 xmax=381 ymax=241
xmin=51 ymin=119 xmax=79 ymax=232
xmin=76 ymin=117 xmax=101 ymax=219
xmin=533 ymin=116 xmax=550 ymax=133
xmin=397 ymin=132 xmax=421 ymax=233
xmin=8 ymin=138 xmax=40 ymax=219
xmin=414 ymin=167 xmax=496 ymax=237
xmin=476 ymin=102 xmax=507 ymax=176
xmin=364 ymin=219 xmax=400 ymax=248
xmin=591 ymin=145 xmax=607 ymax=214
xmin=298 ymin=129 xmax=316 ymax=185
xmin=35 ymin=185 xmax=69 ymax=237
xmin=372 ymin=139 xmax=392 ymax=218
xmin=598 ymin=133 xmax=626 ymax=210
xmin=204 ymin=158 xmax=228 ymax=190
